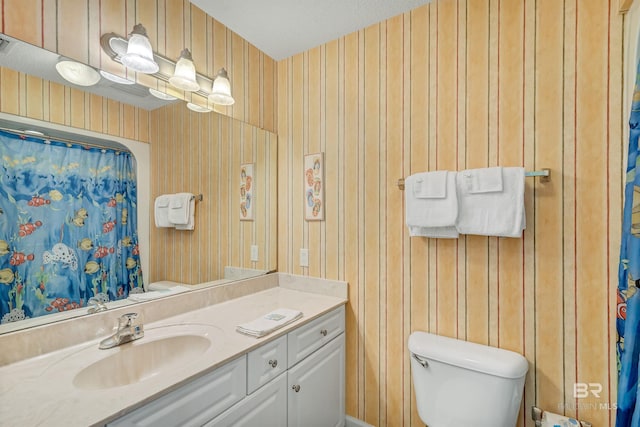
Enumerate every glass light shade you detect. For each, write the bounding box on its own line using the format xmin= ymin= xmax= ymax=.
xmin=169 ymin=49 xmax=200 ymax=92
xmin=148 ymin=88 xmax=178 ymax=101
xmin=55 ymin=60 xmax=101 ymax=86
xmin=121 ymin=24 xmax=159 ymax=74
xmin=186 ymin=102 xmax=212 ymax=113
xmin=209 ymin=68 xmax=235 ymax=105
xmin=99 ymin=70 xmax=135 ymax=85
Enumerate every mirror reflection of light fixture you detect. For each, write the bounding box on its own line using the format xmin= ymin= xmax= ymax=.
xmin=148 ymin=88 xmax=178 ymax=101
xmin=55 ymin=60 xmax=101 ymax=86
xmin=208 ymin=68 xmax=235 ymax=106
xmin=186 ymin=102 xmax=213 ymax=113
xmin=99 ymin=70 xmax=135 ymax=85
xmin=169 ymin=49 xmax=200 ymax=92
xmin=121 ymin=24 xmax=159 ymax=74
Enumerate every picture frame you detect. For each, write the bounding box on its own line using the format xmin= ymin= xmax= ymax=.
xmin=240 ymin=163 xmax=254 ymax=221
xmin=304 ymin=152 xmax=324 ymax=221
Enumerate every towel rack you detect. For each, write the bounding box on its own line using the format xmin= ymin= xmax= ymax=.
xmin=396 ymin=168 xmax=550 ymax=190
xmin=191 ymin=194 xmax=203 ymax=202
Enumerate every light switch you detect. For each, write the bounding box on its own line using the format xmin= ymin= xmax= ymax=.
xmin=299 ymin=248 xmax=309 ymax=267
xmin=251 ymin=245 xmax=259 ymax=262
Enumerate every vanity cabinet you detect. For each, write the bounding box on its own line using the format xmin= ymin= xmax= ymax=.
xmin=107 ymin=305 xmax=345 ymax=427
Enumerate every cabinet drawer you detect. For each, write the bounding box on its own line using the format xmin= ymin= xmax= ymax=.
xmin=107 ymin=356 xmax=247 ymax=427
xmin=204 ymin=373 xmax=287 ymax=427
xmin=287 ymin=306 xmax=345 ymax=368
xmin=247 ymin=334 xmax=287 ymax=394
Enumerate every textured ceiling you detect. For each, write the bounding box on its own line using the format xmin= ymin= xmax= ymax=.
xmin=190 ymin=0 xmax=433 ymax=60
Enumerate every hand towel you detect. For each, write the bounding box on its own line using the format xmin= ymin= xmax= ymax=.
xmin=168 ymin=193 xmax=192 ymax=225
xmin=455 ymin=167 xmax=526 ymax=237
xmin=413 ymin=170 xmax=448 ymax=198
xmin=127 ymin=286 xmax=189 ymax=302
xmin=236 ymin=308 xmax=303 ymax=338
xmin=175 ymin=195 xmax=196 ymax=230
xmin=405 ymin=171 xmax=459 ymax=238
xmin=460 ymin=166 xmax=503 ymax=193
xmin=154 ymin=195 xmax=173 ymax=228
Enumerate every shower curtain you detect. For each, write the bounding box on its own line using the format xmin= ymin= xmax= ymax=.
xmin=617 ymin=61 xmax=640 ymax=426
xmin=0 ymin=130 xmax=143 ymax=324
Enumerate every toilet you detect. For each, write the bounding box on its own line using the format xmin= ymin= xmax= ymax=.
xmin=408 ymin=331 xmax=528 ymax=427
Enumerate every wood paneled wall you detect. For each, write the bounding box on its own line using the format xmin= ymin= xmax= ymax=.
xmin=149 ymin=103 xmax=277 ymax=284
xmin=0 ymin=66 xmax=149 ymax=141
xmin=1 ymin=0 xmax=277 ymax=133
xmin=277 ymin=1 xmax=623 ymax=426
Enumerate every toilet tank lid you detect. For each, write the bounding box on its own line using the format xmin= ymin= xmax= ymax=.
xmin=408 ymin=331 xmax=529 ymax=379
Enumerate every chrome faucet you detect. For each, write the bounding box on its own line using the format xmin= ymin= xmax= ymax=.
xmin=99 ymin=313 xmax=144 ymax=349
xmin=87 ymin=297 xmax=107 ymax=314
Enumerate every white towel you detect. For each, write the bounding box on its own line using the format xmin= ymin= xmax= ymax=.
xmin=462 ymin=166 xmax=503 ymax=193
xmin=154 ymin=195 xmax=172 ymax=228
xmin=236 ymin=308 xmax=303 ymax=338
xmin=168 ymin=193 xmax=192 ymax=225
xmin=405 ymin=171 xmax=459 ymax=238
xmin=127 ymin=286 xmax=189 ymax=302
xmin=455 ymin=167 xmax=526 ymax=237
xmin=174 ymin=195 xmax=195 ymax=230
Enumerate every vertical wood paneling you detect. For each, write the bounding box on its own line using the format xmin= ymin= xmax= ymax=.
xmin=147 ymin=104 xmax=277 ymax=284
xmin=277 ymin=0 xmax=623 ymax=426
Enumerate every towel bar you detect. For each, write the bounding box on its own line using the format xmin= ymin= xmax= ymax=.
xmin=191 ymin=194 xmax=203 ymax=202
xmin=396 ymin=168 xmax=550 ymax=190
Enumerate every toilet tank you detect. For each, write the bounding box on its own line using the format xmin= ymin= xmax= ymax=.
xmin=409 ymin=331 xmax=528 ymax=427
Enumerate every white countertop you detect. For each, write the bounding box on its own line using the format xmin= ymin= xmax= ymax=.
xmin=0 ymin=285 xmax=346 ymax=426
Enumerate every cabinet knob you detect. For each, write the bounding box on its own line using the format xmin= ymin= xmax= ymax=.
xmin=320 ymin=329 xmax=328 ymax=336
xmin=268 ymin=359 xmax=278 ymax=368
xmin=291 ymin=384 xmax=301 ymax=392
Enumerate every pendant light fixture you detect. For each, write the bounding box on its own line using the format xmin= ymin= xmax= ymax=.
xmin=208 ymin=68 xmax=235 ymax=105
xmin=121 ymin=24 xmax=159 ymax=74
xmin=169 ymin=49 xmax=200 ymax=92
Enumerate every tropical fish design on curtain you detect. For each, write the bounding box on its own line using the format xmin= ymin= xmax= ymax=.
xmin=617 ymin=63 xmax=640 ymax=426
xmin=0 ymin=130 xmax=143 ymax=324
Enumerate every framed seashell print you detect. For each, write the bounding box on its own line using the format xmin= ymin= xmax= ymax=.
xmin=240 ymin=163 xmax=254 ymax=220
xmin=304 ymin=152 xmax=324 ymax=221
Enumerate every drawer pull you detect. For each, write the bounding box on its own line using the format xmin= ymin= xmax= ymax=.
xmin=291 ymin=384 xmax=301 ymax=392
xmin=268 ymin=359 xmax=278 ymax=368
xmin=320 ymin=329 xmax=328 ymax=336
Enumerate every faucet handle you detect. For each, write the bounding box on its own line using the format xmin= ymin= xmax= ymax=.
xmin=119 ymin=312 xmax=139 ymax=327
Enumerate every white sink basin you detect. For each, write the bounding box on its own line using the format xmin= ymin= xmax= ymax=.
xmin=68 ymin=324 xmax=218 ymax=390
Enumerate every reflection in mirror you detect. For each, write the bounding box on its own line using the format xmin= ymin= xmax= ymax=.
xmin=0 ymin=34 xmax=277 ymax=334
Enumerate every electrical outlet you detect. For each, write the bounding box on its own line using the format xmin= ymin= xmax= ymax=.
xmin=299 ymin=248 xmax=309 ymax=267
xmin=250 ymin=245 xmax=259 ymax=262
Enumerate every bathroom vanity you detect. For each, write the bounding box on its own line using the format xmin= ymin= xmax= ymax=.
xmin=109 ymin=306 xmax=345 ymax=427
xmin=0 ymin=273 xmax=347 ymax=427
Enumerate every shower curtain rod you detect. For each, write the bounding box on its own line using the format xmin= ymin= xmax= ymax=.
xmin=396 ymin=168 xmax=551 ymax=190
xmin=0 ymin=125 xmax=131 ymax=153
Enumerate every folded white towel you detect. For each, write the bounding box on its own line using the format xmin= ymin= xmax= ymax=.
xmin=168 ymin=193 xmax=192 ymax=225
xmin=460 ymin=166 xmax=503 ymax=194
xmin=127 ymin=286 xmax=189 ymax=302
xmin=405 ymin=171 xmax=459 ymax=238
xmin=154 ymin=195 xmax=173 ymax=228
xmin=236 ymin=308 xmax=303 ymax=338
xmin=413 ymin=170 xmax=447 ymax=198
xmin=175 ymin=196 xmax=196 ymax=231
xmin=455 ymin=167 xmax=525 ymax=237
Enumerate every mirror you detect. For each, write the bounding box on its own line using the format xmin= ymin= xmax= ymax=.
xmin=0 ymin=34 xmax=277 ymax=334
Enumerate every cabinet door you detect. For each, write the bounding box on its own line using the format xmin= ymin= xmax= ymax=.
xmin=205 ymin=373 xmax=287 ymax=427
xmin=247 ymin=334 xmax=287 ymax=394
xmin=288 ymin=333 xmax=345 ymax=427
xmin=107 ymin=356 xmax=247 ymax=427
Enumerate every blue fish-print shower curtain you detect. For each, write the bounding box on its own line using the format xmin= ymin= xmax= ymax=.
xmin=0 ymin=130 xmax=143 ymax=324
xmin=617 ymin=61 xmax=640 ymax=426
